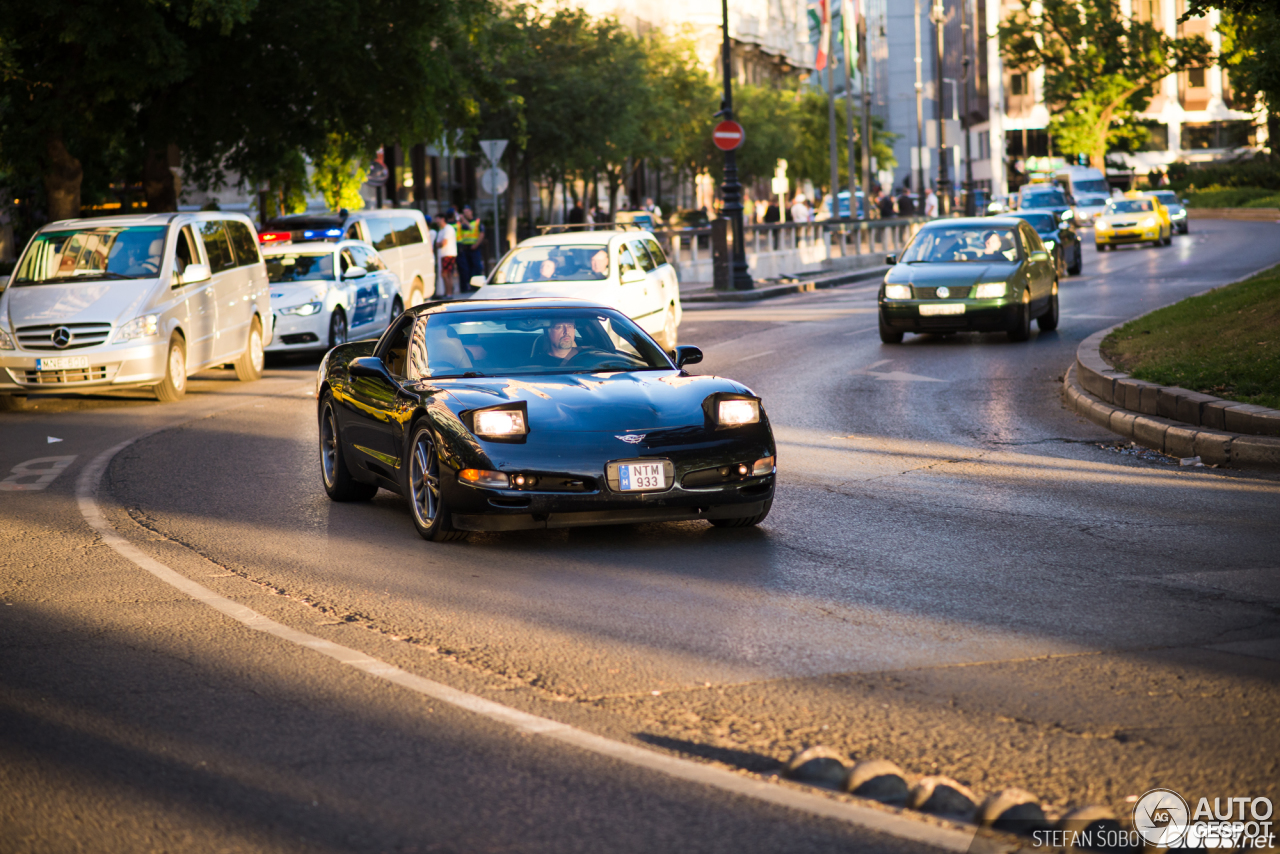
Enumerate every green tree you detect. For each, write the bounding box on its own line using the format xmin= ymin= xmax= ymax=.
xmin=999 ymin=0 xmax=1213 ymax=170
xmin=1217 ymin=5 xmax=1280 ymax=160
xmin=311 ymin=136 xmax=369 ymax=213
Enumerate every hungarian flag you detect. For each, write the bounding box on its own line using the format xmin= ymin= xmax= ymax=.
xmin=812 ymin=0 xmax=831 ymax=71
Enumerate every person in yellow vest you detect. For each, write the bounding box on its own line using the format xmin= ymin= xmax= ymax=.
xmin=457 ymin=205 xmax=486 ymax=293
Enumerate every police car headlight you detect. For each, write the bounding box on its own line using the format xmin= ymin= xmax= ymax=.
xmin=884 ymin=284 xmax=912 ymax=300
xmin=0 ymin=326 xmax=13 ymax=350
xmin=114 ymin=314 xmax=160 ymax=342
xmin=280 ymin=301 xmax=323 ymax=317
xmin=973 ymin=282 xmax=1007 ymax=299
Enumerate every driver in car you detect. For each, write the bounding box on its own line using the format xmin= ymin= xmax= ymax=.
xmin=979 ymin=230 xmax=1018 ymax=262
xmin=590 ymin=249 xmax=609 ymax=277
xmin=531 ymin=318 xmax=582 ymax=365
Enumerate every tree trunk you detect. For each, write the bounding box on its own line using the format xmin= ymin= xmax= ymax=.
xmin=143 ymin=146 xmax=180 ymax=213
xmin=44 ymin=133 xmax=83 ymax=221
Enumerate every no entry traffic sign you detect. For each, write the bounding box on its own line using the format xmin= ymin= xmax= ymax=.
xmin=713 ymin=120 xmax=745 ymax=151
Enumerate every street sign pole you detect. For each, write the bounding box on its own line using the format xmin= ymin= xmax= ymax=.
xmin=718 ymin=0 xmax=753 ymax=290
xmin=479 ymin=140 xmax=508 ymax=259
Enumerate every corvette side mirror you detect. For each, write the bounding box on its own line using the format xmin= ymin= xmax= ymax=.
xmin=349 ymin=356 xmax=389 ymax=379
xmin=670 ymin=345 xmax=703 ymax=368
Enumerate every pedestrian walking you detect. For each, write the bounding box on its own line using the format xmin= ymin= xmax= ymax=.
xmin=878 ymin=191 xmax=896 ymax=219
xmin=436 ymin=210 xmax=459 ymax=297
xmin=789 ymin=193 xmax=809 ymax=223
xmin=897 ymin=186 xmax=916 ymax=216
xmin=923 ymin=187 xmax=939 ymax=218
xmin=763 ymin=202 xmax=780 ymax=224
xmin=456 ymin=205 xmax=485 ymax=292
xmin=642 ymin=196 xmax=663 ymax=225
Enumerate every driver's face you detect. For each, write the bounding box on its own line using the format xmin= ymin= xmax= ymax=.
xmin=539 ymin=259 xmax=557 ymax=278
xmin=549 ymin=321 xmax=576 ymax=350
xmin=985 ymin=234 xmax=1002 ymax=252
xmin=591 ymin=250 xmax=608 ymax=275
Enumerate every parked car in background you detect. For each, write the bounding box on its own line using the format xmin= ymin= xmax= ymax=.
xmin=1007 ymin=210 xmax=1082 ymax=276
xmin=0 ymin=213 xmax=270 ymax=403
xmin=263 ymin=240 xmax=400 ymax=354
xmin=472 ymin=230 xmax=682 ymax=349
xmin=1054 ymin=166 xmax=1111 ymax=225
xmin=261 ymin=209 xmax=435 ymax=311
xmin=836 ymin=190 xmax=867 ymax=219
xmin=1150 ymin=190 xmax=1189 ymax=234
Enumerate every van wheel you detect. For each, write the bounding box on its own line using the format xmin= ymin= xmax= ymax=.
xmin=234 ymin=317 xmax=264 ymax=382
xmin=411 ymin=284 xmax=424 ymax=307
xmin=660 ymin=306 xmax=677 ymax=349
xmin=391 ymin=296 xmax=404 ymax=319
xmin=153 ymin=334 xmax=187 ymax=402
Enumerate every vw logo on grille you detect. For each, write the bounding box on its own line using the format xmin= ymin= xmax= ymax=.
xmin=50 ymin=327 xmax=73 ymax=349
xmin=935 ymin=286 xmax=950 ymax=299
xmin=616 ymin=434 xmax=645 ymax=444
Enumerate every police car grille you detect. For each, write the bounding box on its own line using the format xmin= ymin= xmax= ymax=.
xmin=17 ymin=323 xmax=113 ymax=351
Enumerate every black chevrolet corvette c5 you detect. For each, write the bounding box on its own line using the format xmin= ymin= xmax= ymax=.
xmin=316 ymin=299 xmax=776 ymax=541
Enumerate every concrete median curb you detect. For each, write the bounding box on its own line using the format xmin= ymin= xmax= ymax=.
xmin=682 ymin=265 xmax=887 ymax=303
xmin=1063 ymin=362 xmax=1280 ymax=471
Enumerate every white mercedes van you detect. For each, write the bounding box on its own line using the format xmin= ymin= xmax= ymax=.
xmin=0 ymin=212 xmax=272 ymax=403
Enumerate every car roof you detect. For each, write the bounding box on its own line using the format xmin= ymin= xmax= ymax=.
xmin=41 ymin=211 xmax=253 ymax=231
xmin=408 ymin=297 xmax=614 ymax=317
xmin=514 ymin=231 xmax=651 ymax=247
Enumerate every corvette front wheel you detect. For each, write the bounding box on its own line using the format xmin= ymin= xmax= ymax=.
xmin=406 ymin=423 xmax=466 ymax=542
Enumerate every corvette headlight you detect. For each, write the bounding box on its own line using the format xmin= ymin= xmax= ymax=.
xmin=718 ymin=399 xmax=760 ymax=427
xmin=474 ymin=409 xmax=527 ymax=437
xmin=0 ymin=326 xmax=12 ymax=350
xmin=280 ymin=301 xmax=323 ymax=317
xmin=884 ymin=284 xmax=912 ymax=300
xmin=1141 ymin=217 xmax=1157 ymax=227
xmin=114 ymin=314 xmax=159 ymax=343
xmin=973 ymin=282 xmax=1007 ymax=299
xmin=459 ymin=468 xmax=510 ymax=488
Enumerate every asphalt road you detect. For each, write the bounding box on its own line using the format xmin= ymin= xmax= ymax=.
xmin=3 ymin=218 xmax=1279 ymax=851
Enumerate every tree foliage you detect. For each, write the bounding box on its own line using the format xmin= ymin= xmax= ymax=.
xmin=999 ymin=0 xmax=1213 ymax=169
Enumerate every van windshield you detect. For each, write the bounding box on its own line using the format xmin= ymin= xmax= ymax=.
xmin=1072 ymin=180 xmax=1109 ymax=195
xmin=14 ymin=226 xmax=167 ymax=285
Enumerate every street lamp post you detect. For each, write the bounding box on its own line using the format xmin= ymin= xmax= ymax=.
xmin=931 ymin=0 xmax=951 ymax=215
xmin=960 ymin=0 xmax=975 ymax=216
xmin=719 ymin=0 xmax=753 ymax=290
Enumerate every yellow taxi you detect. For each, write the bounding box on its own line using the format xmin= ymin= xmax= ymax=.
xmin=1094 ymin=192 xmax=1172 ymax=250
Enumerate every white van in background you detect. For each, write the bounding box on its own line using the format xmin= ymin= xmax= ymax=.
xmin=1054 ymin=166 xmax=1111 ymax=225
xmin=0 ymin=212 xmax=271 ymax=403
xmin=260 ymin=209 xmax=435 ymax=312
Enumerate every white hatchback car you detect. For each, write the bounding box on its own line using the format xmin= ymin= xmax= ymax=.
xmin=472 ymin=230 xmax=682 ymax=348
xmin=263 ymin=240 xmax=400 ymax=353
xmin=0 ymin=212 xmax=270 ymax=403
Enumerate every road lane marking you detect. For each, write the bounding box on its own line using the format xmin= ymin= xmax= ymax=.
xmin=0 ymin=455 xmax=78 ymax=491
xmin=75 ymin=430 xmax=991 ymax=854
xmin=48 ymin=436 xmax=63 ymax=444
xmin=736 ymin=350 xmax=776 ymax=362
xmin=855 ymin=360 xmax=946 ymax=383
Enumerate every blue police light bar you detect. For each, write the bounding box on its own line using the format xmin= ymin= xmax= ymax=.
xmin=302 ymin=228 xmax=343 ymax=240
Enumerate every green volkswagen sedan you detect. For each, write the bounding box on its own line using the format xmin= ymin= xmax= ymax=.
xmin=878 ymin=217 xmax=1059 ymax=343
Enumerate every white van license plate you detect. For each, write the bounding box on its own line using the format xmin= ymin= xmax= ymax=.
xmin=619 ymin=462 xmax=666 ymax=491
xmin=36 ymin=356 xmax=89 ymax=371
xmin=919 ymin=303 xmax=965 ymax=316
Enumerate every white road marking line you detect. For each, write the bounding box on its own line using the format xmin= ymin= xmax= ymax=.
xmin=736 ymin=350 xmax=776 ymax=362
xmin=74 ymin=430 xmax=989 ymax=854
xmin=845 ymin=326 xmax=878 ymax=335
xmin=48 ymin=436 xmax=63 ymax=444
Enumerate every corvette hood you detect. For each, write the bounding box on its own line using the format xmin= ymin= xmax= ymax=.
xmin=5 ymin=279 xmax=155 ymax=329
xmin=432 ymin=370 xmax=750 ymax=433
xmin=884 ymin=262 xmax=1019 ymax=288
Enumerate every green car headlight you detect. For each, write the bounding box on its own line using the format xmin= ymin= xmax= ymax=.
xmin=973 ymin=282 xmax=1006 ymax=299
xmin=1043 ymin=239 xmax=1056 ymax=250
xmin=884 ymin=284 xmax=912 ymax=300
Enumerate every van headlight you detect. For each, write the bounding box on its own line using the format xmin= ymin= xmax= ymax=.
xmin=114 ymin=314 xmax=160 ymax=343
xmin=884 ymin=284 xmax=912 ymax=300
xmin=973 ymin=282 xmax=1007 ymax=299
xmin=0 ymin=326 xmax=13 ymax=350
xmin=280 ymin=301 xmax=323 ymax=317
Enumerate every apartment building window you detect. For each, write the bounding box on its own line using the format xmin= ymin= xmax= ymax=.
xmin=1183 ymin=121 xmax=1256 ymax=149
xmin=1010 ymin=73 xmax=1028 ymax=95
xmin=1187 ymin=67 xmax=1206 ymax=88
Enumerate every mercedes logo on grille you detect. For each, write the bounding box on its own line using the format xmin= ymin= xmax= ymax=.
xmin=50 ymin=327 xmax=73 ymax=349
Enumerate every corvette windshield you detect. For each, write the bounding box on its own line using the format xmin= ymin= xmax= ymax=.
xmin=491 ymin=244 xmax=610 ymax=284
xmin=409 ymin=307 xmax=672 ymax=379
xmin=900 ymin=227 xmax=1020 ymax=264
xmin=14 ymin=226 xmax=167 ymax=285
